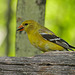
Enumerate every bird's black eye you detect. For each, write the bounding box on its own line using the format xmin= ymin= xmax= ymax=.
xmin=24 ymin=23 xmax=28 ymax=26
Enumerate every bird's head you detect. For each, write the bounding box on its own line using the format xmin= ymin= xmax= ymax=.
xmin=17 ymin=20 xmax=39 ymax=33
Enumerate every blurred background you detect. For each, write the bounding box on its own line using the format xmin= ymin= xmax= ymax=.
xmin=0 ymin=0 xmax=75 ymax=56
xmin=0 ymin=0 xmax=17 ymax=56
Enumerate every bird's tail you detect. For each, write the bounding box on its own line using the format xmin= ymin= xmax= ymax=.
xmin=69 ymin=45 xmax=75 ymax=51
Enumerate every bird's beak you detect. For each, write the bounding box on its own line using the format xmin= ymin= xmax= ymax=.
xmin=17 ymin=25 xmax=24 ymax=31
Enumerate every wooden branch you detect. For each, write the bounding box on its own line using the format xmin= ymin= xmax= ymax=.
xmin=0 ymin=51 xmax=75 ymax=75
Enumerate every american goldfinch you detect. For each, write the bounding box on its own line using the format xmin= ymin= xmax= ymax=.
xmin=17 ymin=20 xmax=75 ymax=52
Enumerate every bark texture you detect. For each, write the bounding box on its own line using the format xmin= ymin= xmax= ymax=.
xmin=16 ymin=0 xmax=46 ymax=57
xmin=0 ymin=51 xmax=75 ymax=75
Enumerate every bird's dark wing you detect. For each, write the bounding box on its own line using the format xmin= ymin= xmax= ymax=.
xmin=40 ymin=33 xmax=74 ymax=51
xmin=38 ymin=28 xmax=75 ymax=51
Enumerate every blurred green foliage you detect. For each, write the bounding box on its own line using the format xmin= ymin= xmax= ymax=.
xmin=0 ymin=0 xmax=75 ymax=56
xmin=0 ymin=0 xmax=17 ymax=56
xmin=45 ymin=0 xmax=75 ymax=46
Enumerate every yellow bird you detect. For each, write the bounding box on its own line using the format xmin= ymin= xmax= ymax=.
xmin=17 ymin=20 xmax=75 ymax=52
